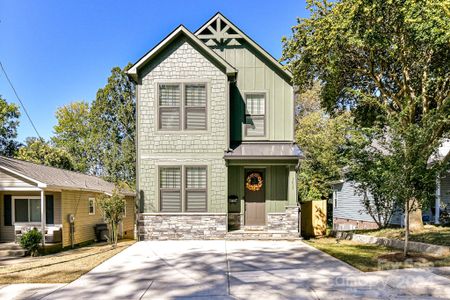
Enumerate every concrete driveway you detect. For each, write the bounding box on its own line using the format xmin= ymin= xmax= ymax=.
xmin=3 ymin=240 xmax=450 ymax=300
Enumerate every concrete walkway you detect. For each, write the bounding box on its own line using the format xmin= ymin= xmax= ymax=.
xmin=2 ymin=240 xmax=450 ymax=299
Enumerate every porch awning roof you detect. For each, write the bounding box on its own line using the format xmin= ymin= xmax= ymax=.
xmin=224 ymin=143 xmax=302 ymax=160
xmin=0 ymin=156 xmax=135 ymax=196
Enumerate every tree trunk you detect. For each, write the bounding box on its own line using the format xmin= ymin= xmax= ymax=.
xmin=404 ymin=200 xmax=410 ymax=257
xmin=409 ymin=206 xmax=424 ymax=232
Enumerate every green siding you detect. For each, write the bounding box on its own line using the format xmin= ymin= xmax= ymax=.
xmin=213 ymin=42 xmax=294 ymax=143
xmin=227 ymin=165 xmax=288 ymax=215
xmin=267 ymin=166 xmax=288 ymax=213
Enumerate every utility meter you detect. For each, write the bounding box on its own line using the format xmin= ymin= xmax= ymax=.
xmin=68 ymin=214 xmax=75 ymax=223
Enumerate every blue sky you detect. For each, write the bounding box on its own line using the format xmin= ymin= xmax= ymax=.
xmin=0 ymin=0 xmax=306 ymax=142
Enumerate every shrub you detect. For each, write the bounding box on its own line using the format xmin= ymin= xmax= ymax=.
xmin=97 ymin=189 xmax=126 ymax=248
xmin=20 ymin=228 xmax=43 ymax=256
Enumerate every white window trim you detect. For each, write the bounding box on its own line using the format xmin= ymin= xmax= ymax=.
xmin=333 ymin=190 xmax=338 ymax=208
xmin=88 ymin=198 xmax=96 ymax=215
xmin=11 ymin=196 xmax=42 ymax=225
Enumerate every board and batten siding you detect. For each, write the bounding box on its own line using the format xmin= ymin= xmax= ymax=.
xmin=212 ymin=42 xmax=293 ymax=142
xmin=137 ymin=36 xmax=228 ymax=214
xmin=228 ymin=166 xmax=288 ymax=217
xmin=61 ymin=191 xmax=134 ymax=248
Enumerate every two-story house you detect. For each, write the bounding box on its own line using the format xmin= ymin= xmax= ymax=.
xmin=127 ymin=13 xmax=301 ymax=240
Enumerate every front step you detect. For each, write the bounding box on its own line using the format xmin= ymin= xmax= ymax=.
xmin=226 ymin=230 xmax=301 ymax=241
xmin=0 ymin=243 xmax=27 ymax=257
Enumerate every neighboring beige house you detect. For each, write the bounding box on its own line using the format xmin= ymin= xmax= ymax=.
xmin=128 ymin=13 xmax=301 ymax=240
xmin=0 ymin=156 xmax=135 ymax=248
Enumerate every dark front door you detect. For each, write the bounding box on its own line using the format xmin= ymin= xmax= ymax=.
xmin=244 ymin=170 xmax=265 ymax=226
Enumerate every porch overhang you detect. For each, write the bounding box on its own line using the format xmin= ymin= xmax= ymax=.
xmin=224 ymin=142 xmax=303 ymax=163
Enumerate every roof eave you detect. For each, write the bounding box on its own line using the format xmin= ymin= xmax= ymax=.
xmin=127 ymin=25 xmax=237 ymax=80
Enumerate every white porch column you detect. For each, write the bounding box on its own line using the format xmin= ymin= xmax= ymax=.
xmin=40 ymin=189 xmax=46 ymax=247
xmin=435 ymin=177 xmax=441 ymax=224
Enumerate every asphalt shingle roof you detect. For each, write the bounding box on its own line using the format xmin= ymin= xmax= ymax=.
xmin=0 ymin=156 xmax=134 ymax=196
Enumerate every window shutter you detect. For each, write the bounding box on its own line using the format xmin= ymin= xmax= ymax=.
xmin=186 ymin=167 xmax=207 ymax=212
xmin=159 ymin=84 xmax=181 ymax=130
xmin=160 ymin=167 xmax=181 ymax=212
xmin=46 ymin=195 xmax=54 ymax=224
xmin=3 ymin=195 xmax=12 ymax=226
xmin=185 ymin=85 xmax=207 ymax=130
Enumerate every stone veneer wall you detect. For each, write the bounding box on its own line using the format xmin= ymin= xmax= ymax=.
xmin=139 ymin=213 xmax=227 ymax=240
xmin=228 ymin=213 xmax=243 ymax=230
xmin=267 ymin=206 xmax=300 ymax=234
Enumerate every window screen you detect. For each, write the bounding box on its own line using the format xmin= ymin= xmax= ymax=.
xmin=159 ymin=84 xmax=181 ymax=130
xmin=29 ymin=199 xmax=41 ymax=222
xmin=245 ymin=94 xmax=265 ymax=137
xmin=185 ymin=167 xmax=207 ymax=212
xmin=15 ymin=199 xmax=29 ymax=222
xmin=160 ymin=167 xmax=182 ymax=212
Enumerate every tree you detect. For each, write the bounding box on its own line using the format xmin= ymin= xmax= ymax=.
xmin=16 ymin=137 xmax=75 ymax=170
xmin=0 ymin=96 xmax=21 ymax=156
xmin=345 ymin=131 xmax=401 ymax=228
xmin=52 ymin=101 xmax=91 ymax=173
xmin=89 ymin=65 xmax=136 ymax=186
xmin=296 ymin=110 xmax=352 ymax=202
xmin=97 ymin=189 xmax=126 ymax=248
xmin=282 ymin=0 xmax=450 ymax=255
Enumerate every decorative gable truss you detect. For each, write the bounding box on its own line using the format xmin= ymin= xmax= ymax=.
xmin=196 ymin=15 xmax=243 ymax=47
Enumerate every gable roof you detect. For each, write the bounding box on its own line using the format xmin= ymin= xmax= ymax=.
xmin=127 ymin=25 xmax=237 ymax=81
xmin=195 ymin=12 xmax=293 ymax=80
xmin=0 ymin=156 xmax=134 ymax=196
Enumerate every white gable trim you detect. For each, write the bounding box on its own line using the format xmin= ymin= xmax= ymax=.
xmin=0 ymin=165 xmax=47 ymax=188
xmin=195 ymin=12 xmax=293 ymax=80
xmin=127 ymin=25 xmax=236 ymax=81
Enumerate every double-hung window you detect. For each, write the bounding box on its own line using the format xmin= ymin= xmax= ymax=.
xmin=245 ymin=93 xmax=266 ymax=137
xmin=158 ymin=83 xmax=207 ymax=131
xmin=159 ymin=166 xmax=207 ymax=212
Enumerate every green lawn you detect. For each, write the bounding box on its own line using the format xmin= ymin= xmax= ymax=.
xmin=305 ymin=237 xmax=450 ymax=272
xmin=353 ymin=225 xmax=450 ymax=247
